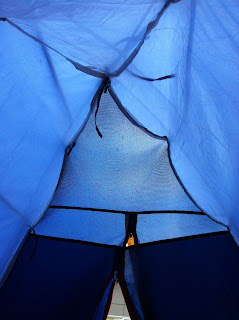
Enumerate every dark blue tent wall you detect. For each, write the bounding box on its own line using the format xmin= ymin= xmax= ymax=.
xmin=125 ymin=233 xmax=239 ymax=320
xmin=0 ymin=235 xmax=119 ymax=320
xmin=1 ymin=231 xmax=239 ymax=319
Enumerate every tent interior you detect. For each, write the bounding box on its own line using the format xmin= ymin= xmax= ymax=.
xmin=1 ymin=88 xmax=239 ymax=320
xmin=1 ymin=0 xmax=239 ymax=319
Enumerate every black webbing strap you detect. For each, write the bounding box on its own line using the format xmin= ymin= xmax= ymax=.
xmin=95 ymin=77 xmax=111 ymax=138
xmin=125 ymin=213 xmax=138 ymax=246
xmin=130 ymin=70 xmax=175 ymax=82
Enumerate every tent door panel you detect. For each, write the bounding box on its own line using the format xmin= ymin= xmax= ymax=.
xmin=0 ymin=235 xmax=118 ymax=320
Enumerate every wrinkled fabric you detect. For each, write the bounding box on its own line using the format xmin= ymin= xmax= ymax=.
xmin=0 ymin=0 xmax=239 ymax=285
xmin=113 ymin=0 xmax=239 ymax=241
xmin=0 ymin=0 xmax=164 ymax=75
xmin=0 ymin=22 xmax=100 ymax=282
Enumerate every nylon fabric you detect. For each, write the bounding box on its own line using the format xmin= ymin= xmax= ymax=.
xmin=92 ymin=278 xmax=114 ymax=320
xmin=35 ymin=208 xmax=125 ymax=246
xmin=0 ymin=235 xmax=118 ymax=320
xmin=125 ymin=233 xmax=239 ymax=319
xmin=0 ymin=202 xmax=28 ymax=288
xmin=0 ymin=0 xmax=166 ymax=75
xmin=1 ymin=0 xmax=239 ymax=306
xmin=0 ymin=22 xmax=100 ymax=282
xmin=137 ymin=213 xmax=227 ymax=243
xmin=112 ymin=0 xmax=239 ymax=243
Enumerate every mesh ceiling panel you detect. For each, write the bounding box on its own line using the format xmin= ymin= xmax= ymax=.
xmin=36 ymin=91 xmax=224 ymax=244
xmin=51 ymin=91 xmax=199 ymax=212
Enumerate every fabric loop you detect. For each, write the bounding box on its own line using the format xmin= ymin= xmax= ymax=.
xmin=131 ymin=72 xmax=175 ymax=82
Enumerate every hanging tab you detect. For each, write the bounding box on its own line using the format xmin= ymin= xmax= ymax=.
xmin=95 ymin=77 xmax=111 ymax=138
xmin=95 ymin=93 xmax=103 ymax=138
xmin=127 ymin=233 xmax=135 ymax=247
xmin=131 ymin=71 xmax=175 ymax=82
xmin=143 ymin=74 xmax=175 ymax=81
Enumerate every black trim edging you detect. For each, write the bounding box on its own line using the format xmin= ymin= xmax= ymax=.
xmin=29 ymin=233 xmax=119 ymax=249
xmin=126 ymin=230 xmax=229 ymax=250
xmin=0 ymin=18 xmax=105 ymax=78
xmin=49 ymin=205 xmax=204 ymax=215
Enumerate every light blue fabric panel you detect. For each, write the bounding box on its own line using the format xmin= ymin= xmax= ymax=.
xmin=112 ymin=1 xmax=239 ymax=243
xmin=0 ymin=22 xmax=100 ymax=282
xmin=0 ymin=0 xmax=165 ymax=75
xmin=137 ymin=214 xmax=227 ymax=244
xmin=35 ymin=208 xmax=125 ymax=246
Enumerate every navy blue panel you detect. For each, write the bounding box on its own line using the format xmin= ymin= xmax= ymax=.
xmin=0 ymin=235 xmax=118 ymax=320
xmin=125 ymin=233 xmax=239 ymax=320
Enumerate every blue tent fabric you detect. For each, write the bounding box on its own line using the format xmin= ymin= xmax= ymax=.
xmin=137 ymin=213 xmax=226 ymax=243
xmin=0 ymin=1 xmax=166 ymax=75
xmin=0 ymin=0 xmax=239 ymax=318
xmin=0 ymin=234 xmax=118 ymax=320
xmin=2 ymin=232 xmax=238 ymax=320
xmin=112 ymin=0 xmax=239 ymax=240
xmin=34 ymin=208 xmax=126 ymax=246
xmin=34 ymin=90 xmax=227 ymax=247
xmin=0 ymin=19 xmax=100 ymax=280
xmin=92 ymin=278 xmax=114 ymax=320
xmin=125 ymin=233 xmax=239 ymax=320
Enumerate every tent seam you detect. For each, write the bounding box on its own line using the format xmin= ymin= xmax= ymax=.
xmin=0 ymin=18 xmax=105 ymax=79
xmin=48 ymin=206 xmax=204 ymax=215
xmin=1 ymin=0 xmax=176 ymax=79
xmin=109 ymin=0 xmax=176 ymax=77
xmin=126 ymin=230 xmax=229 ymax=249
